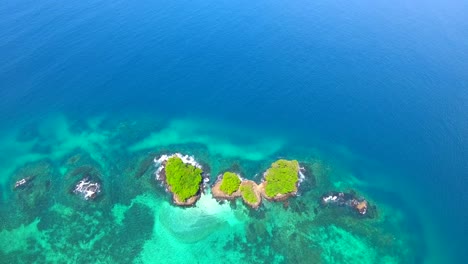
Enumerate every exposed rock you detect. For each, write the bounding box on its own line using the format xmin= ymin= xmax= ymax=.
xmin=172 ymin=193 xmax=200 ymax=206
xmin=320 ymin=191 xmax=375 ymax=217
xmin=14 ymin=177 xmax=33 ymax=190
xmin=355 ymin=200 xmax=368 ymax=215
xmin=73 ymin=177 xmax=101 ymax=200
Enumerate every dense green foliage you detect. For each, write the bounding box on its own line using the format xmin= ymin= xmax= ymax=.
xmin=240 ymin=184 xmax=258 ymax=204
xmin=165 ymin=157 xmax=202 ymax=201
xmin=264 ymin=159 xmax=300 ymax=197
xmin=219 ymin=172 xmax=241 ymax=195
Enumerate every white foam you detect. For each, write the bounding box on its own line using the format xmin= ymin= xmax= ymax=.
xmin=154 ymin=153 xmax=202 ymax=168
xmin=217 ymin=172 xmax=243 ymax=182
xmin=298 ymin=167 xmax=306 ymax=185
xmin=154 ymin=153 xmax=203 ymax=180
xmin=73 ymin=178 xmax=101 ymax=200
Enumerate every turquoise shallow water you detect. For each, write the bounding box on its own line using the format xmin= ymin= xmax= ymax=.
xmin=0 ymin=113 xmax=448 ymax=263
xmin=1 ymin=0 xmax=467 ymax=262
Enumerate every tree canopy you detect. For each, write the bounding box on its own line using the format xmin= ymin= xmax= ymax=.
xmin=219 ymin=172 xmax=241 ymax=195
xmin=264 ymin=159 xmax=300 ymax=197
xmin=165 ymin=156 xmax=202 ymax=201
xmin=240 ymin=183 xmax=258 ymax=204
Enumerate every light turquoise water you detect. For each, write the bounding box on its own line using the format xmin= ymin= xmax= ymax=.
xmin=0 ymin=113 xmax=430 ymax=263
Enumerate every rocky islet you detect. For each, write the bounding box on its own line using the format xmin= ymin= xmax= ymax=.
xmin=154 ymin=153 xmax=205 ymax=206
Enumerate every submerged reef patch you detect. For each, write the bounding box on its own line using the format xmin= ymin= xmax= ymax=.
xmin=0 ymin=113 xmax=420 ymax=263
xmin=311 ymin=225 xmax=378 ymax=263
xmin=10 ymin=161 xmax=54 ymax=219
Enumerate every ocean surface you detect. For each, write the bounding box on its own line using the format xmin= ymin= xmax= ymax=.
xmin=0 ymin=0 xmax=467 ymax=263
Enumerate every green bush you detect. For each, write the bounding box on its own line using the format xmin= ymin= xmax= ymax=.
xmin=219 ymin=172 xmax=241 ymax=195
xmin=240 ymin=184 xmax=258 ymax=204
xmin=264 ymin=159 xmax=299 ymax=197
xmin=165 ymin=156 xmax=202 ymax=201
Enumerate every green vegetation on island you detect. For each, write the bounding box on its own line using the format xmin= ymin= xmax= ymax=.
xmin=264 ymin=159 xmax=300 ymax=198
xmin=219 ymin=172 xmax=241 ymax=195
xmin=240 ymin=183 xmax=258 ymax=204
xmin=165 ymin=156 xmax=202 ymax=202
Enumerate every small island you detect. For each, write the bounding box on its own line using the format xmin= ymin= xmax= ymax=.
xmin=212 ymin=172 xmax=262 ymax=208
xmin=212 ymin=172 xmax=242 ymax=199
xmin=260 ymin=159 xmax=301 ymax=201
xmin=212 ymin=159 xmax=302 ymax=209
xmin=239 ymin=181 xmax=261 ymax=209
xmin=155 ymin=153 xmax=204 ymax=206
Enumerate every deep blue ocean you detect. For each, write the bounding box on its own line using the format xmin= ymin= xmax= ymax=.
xmin=0 ymin=0 xmax=467 ymax=262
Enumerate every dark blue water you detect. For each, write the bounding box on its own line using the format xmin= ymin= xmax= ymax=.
xmin=1 ymin=0 xmax=467 ymax=262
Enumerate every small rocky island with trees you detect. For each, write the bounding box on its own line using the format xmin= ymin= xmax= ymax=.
xmin=155 ymin=154 xmax=204 ymax=206
xmin=213 ymin=159 xmax=302 ymax=209
xmin=261 ymin=159 xmax=301 ymax=200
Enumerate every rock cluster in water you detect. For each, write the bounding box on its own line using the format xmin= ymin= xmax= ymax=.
xmin=73 ymin=177 xmax=101 ymax=200
xmin=320 ymin=191 xmax=376 ymax=217
xmin=11 ymin=161 xmax=54 ymax=215
xmin=14 ymin=177 xmax=33 ymax=189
